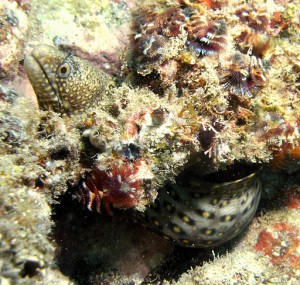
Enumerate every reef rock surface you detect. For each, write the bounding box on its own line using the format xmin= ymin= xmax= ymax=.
xmin=0 ymin=0 xmax=299 ymax=284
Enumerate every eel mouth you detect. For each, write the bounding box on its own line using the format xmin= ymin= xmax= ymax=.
xmin=24 ymin=50 xmax=62 ymax=111
xmin=24 ymin=53 xmax=54 ymax=92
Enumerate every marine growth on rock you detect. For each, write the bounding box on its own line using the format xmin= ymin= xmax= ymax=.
xmin=22 ymin=0 xmax=300 ymax=251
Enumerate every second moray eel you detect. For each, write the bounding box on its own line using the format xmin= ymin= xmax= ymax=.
xmin=139 ymin=164 xmax=261 ymax=247
xmin=24 ymin=44 xmax=114 ymax=116
xmin=24 ymin=45 xmax=262 ymax=248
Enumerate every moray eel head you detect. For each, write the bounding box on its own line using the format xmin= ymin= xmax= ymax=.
xmin=24 ymin=44 xmax=113 ymax=116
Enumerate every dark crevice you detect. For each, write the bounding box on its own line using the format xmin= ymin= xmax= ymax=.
xmin=49 ymin=165 xmax=298 ymax=284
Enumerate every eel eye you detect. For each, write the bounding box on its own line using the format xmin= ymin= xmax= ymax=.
xmin=57 ymin=62 xmax=71 ymax=78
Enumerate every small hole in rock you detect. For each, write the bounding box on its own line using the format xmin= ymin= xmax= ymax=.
xmin=20 ymin=260 xmax=41 ymax=277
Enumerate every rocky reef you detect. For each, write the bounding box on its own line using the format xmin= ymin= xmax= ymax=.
xmin=0 ymin=0 xmax=299 ymax=284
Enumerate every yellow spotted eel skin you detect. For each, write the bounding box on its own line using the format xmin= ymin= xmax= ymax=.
xmin=139 ymin=165 xmax=261 ymax=247
xmin=24 ymin=45 xmax=114 ymax=116
xmin=24 ymin=45 xmax=262 ymax=248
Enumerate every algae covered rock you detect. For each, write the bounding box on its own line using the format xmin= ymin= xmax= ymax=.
xmin=0 ymin=0 xmax=300 ymax=284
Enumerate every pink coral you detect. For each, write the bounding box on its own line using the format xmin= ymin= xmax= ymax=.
xmin=255 ymin=223 xmax=300 ymax=271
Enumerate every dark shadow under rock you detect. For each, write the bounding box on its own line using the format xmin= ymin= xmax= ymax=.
xmin=51 ymin=189 xmax=173 ymax=285
xmin=51 ymin=187 xmax=258 ymax=285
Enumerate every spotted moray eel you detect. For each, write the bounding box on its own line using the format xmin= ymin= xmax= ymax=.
xmin=24 ymin=45 xmax=262 ymax=248
xmin=24 ymin=44 xmax=114 ymax=116
xmin=139 ymin=165 xmax=261 ymax=247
